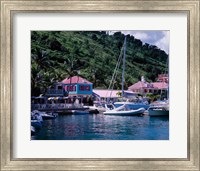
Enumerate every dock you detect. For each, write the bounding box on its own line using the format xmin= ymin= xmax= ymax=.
xmin=32 ymin=107 xmax=89 ymax=115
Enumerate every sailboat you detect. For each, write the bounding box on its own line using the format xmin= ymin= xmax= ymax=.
xmin=103 ymin=37 xmax=145 ymax=116
xmin=103 ymin=103 xmax=145 ymax=116
xmin=114 ymin=101 xmax=149 ymax=110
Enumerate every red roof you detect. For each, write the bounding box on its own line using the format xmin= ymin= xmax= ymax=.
xmin=152 ymin=82 xmax=168 ymax=89
xmin=128 ymin=81 xmax=168 ymax=90
xmin=128 ymin=81 xmax=149 ymax=90
xmin=62 ymin=76 xmax=92 ymax=84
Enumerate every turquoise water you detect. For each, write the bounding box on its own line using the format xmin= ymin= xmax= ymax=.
xmin=32 ymin=114 xmax=169 ymax=140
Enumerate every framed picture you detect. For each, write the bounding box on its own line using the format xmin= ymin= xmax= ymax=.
xmin=0 ymin=0 xmax=199 ymax=170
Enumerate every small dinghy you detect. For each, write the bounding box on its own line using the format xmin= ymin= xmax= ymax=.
xmin=103 ymin=104 xmax=145 ymax=116
xmin=41 ymin=113 xmax=58 ymax=120
xmin=72 ymin=110 xmax=89 ymax=115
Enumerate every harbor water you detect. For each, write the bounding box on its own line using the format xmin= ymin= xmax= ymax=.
xmin=32 ymin=114 xmax=169 ymax=140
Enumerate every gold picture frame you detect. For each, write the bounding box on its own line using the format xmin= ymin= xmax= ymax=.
xmin=1 ymin=0 xmax=199 ymax=170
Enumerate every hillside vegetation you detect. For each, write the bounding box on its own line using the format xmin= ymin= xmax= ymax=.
xmin=31 ymin=31 xmax=168 ymax=96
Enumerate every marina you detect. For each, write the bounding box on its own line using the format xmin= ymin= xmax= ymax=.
xmin=31 ymin=113 xmax=169 ymax=140
xmin=31 ymin=31 xmax=169 ymax=140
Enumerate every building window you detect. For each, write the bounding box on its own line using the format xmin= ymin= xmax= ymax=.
xmin=64 ymin=85 xmax=76 ymax=92
xmin=64 ymin=86 xmax=68 ymax=91
xmin=80 ymin=85 xmax=84 ymax=91
xmin=85 ymin=86 xmax=90 ymax=91
xmin=69 ymin=86 xmax=72 ymax=91
xmin=79 ymin=85 xmax=90 ymax=91
xmin=73 ymin=85 xmax=76 ymax=91
xmin=57 ymin=85 xmax=62 ymax=90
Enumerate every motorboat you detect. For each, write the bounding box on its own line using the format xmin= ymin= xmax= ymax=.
xmin=148 ymin=106 xmax=169 ymax=116
xmin=114 ymin=101 xmax=149 ymax=110
xmin=103 ymin=104 xmax=145 ymax=116
xmin=31 ymin=110 xmax=43 ymax=132
xmin=31 ymin=110 xmax=43 ymax=122
xmin=148 ymin=101 xmax=169 ymax=116
xmin=32 ymin=110 xmax=57 ymax=120
xmin=41 ymin=112 xmax=58 ymax=120
xmin=72 ymin=110 xmax=89 ymax=115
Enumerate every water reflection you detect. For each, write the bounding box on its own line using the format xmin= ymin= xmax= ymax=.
xmin=33 ymin=114 xmax=169 ymax=140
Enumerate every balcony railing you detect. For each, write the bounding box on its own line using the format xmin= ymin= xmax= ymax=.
xmin=46 ymin=89 xmax=64 ymax=96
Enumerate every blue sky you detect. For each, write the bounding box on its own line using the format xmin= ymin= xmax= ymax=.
xmin=110 ymin=31 xmax=169 ymax=54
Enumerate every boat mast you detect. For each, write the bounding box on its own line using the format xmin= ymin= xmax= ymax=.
xmin=122 ymin=36 xmax=126 ymax=98
xmin=167 ymin=55 xmax=169 ymax=100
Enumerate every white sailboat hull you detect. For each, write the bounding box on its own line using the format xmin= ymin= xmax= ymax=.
xmin=103 ymin=107 xmax=145 ymax=116
xmin=114 ymin=102 xmax=149 ymax=110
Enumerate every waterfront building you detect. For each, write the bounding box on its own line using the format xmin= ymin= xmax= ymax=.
xmin=46 ymin=82 xmax=65 ymax=97
xmin=46 ymin=76 xmax=93 ymax=97
xmin=157 ymin=74 xmax=169 ymax=83
xmin=32 ymin=76 xmax=93 ymax=110
xmin=62 ymin=76 xmax=93 ymax=96
xmin=128 ymin=76 xmax=168 ymax=96
xmin=93 ymin=89 xmax=137 ymax=102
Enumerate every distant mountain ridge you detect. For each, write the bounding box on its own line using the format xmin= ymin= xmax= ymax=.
xmin=31 ymin=31 xmax=168 ymax=96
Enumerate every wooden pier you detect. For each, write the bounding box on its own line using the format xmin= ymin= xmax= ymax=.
xmin=33 ymin=107 xmax=89 ymax=114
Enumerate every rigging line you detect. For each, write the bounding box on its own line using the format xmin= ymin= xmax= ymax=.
xmin=106 ymin=61 xmax=122 ymax=102
xmin=106 ymin=45 xmax=124 ymax=101
xmin=109 ymin=54 xmax=123 ymax=100
xmin=110 ymin=52 xmax=123 ymax=90
xmin=107 ymin=47 xmax=123 ymax=91
xmin=107 ymin=41 xmax=125 ymax=102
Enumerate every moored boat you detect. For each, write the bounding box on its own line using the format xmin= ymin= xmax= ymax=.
xmin=103 ymin=104 xmax=145 ymax=116
xmin=148 ymin=101 xmax=169 ymax=116
xmin=114 ymin=101 xmax=149 ymax=110
xmin=148 ymin=106 xmax=169 ymax=116
xmin=72 ymin=110 xmax=89 ymax=115
xmin=31 ymin=110 xmax=43 ymax=122
xmin=32 ymin=110 xmax=58 ymax=120
xmin=31 ymin=110 xmax=43 ymax=132
xmin=41 ymin=112 xmax=58 ymax=120
xmin=103 ymin=37 xmax=147 ymax=116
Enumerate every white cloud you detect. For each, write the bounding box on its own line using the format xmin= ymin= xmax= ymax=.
xmin=123 ymin=31 xmax=150 ymax=41
xmin=154 ymin=31 xmax=169 ymax=54
xmin=125 ymin=31 xmax=169 ymax=54
xmin=108 ymin=30 xmax=169 ymax=54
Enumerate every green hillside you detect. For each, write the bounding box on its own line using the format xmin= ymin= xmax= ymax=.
xmin=31 ymin=31 xmax=168 ymax=96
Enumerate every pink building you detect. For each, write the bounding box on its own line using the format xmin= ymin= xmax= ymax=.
xmin=46 ymin=76 xmax=93 ymax=97
xmin=157 ymin=74 xmax=169 ymax=83
xmin=61 ymin=76 xmax=93 ymax=96
xmin=128 ymin=76 xmax=168 ymax=95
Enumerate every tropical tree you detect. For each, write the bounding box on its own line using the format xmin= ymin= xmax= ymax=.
xmin=31 ymin=31 xmax=168 ymax=96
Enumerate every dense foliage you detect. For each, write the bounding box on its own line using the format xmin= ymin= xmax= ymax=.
xmin=31 ymin=31 xmax=168 ymax=96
